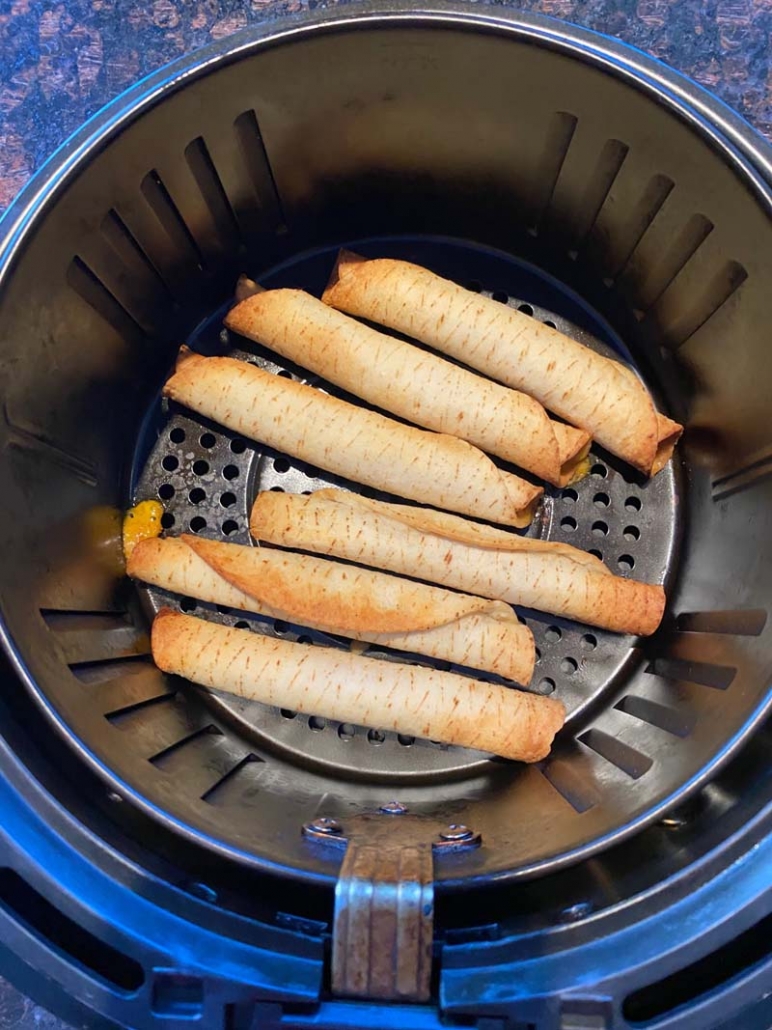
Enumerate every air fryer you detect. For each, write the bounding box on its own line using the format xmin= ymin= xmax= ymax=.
xmin=0 ymin=4 xmax=770 ymax=1028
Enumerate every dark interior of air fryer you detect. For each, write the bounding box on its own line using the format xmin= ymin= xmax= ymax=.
xmin=4 ymin=22 xmax=772 ymax=899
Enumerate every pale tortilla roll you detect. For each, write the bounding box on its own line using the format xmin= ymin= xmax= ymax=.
xmin=323 ymin=253 xmax=683 ymax=476
xmin=152 ymin=610 xmax=564 ymax=762
xmin=164 ymin=348 xmax=541 ymax=528
xmin=225 ymin=286 xmax=590 ymax=487
xmin=250 ymin=490 xmax=665 ymax=636
xmin=129 ymin=535 xmax=535 ymax=684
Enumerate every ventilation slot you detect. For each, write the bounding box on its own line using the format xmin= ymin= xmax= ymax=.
xmin=647 ymin=657 xmax=736 ymax=690
xmin=0 ymin=868 xmax=144 ymax=991
xmin=2 ymin=407 xmax=98 ymax=487
xmin=41 ymin=609 xmax=149 ymax=665
xmin=654 ymin=258 xmax=747 ymax=350
xmin=623 ymin=911 xmax=772 ymax=1024
xmin=42 ymin=610 xmax=129 ymax=632
xmin=605 ymin=173 xmax=674 ymax=279
xmin=100 ymin=209 xmax=174 ymax=305
xmin=147 ymin=727 xmax=258 ymax=801
xmin=570 ymin=138 xmax=629 ymax=253
xmin=67 ymin=256 xmax=147 ymax=344
xmin=526 ymin=111 xmax=578 ymax=232
xmin=114 ymin=190 xmax=195 ymax=300
xmin=201 ymin=753 xmax=265 ymax=806
xmin=184 ymin=136 xmax=241 ymax=251
xmin=614 ymin=696 xmax=694 ymax=738
xmin=578 ymin=728 xmax=653 ymax=779
xmin=105 ymin=691 xmax=177 ymax=722
xmin=70 ymin=654 xmax=156 ymax=685
xmin=540 ymin=757 xmax=599 ymax=813
xmin=104 ymin=694 xmax=211 ymax=770
xmin=149 ymin=724 xmax=223 ymax=769
xmin=712 ymin=453 xmax=772 ymax=502
xmin=632 ymin=212 xmax=713 ymax=312
xmin=675 ymin=609 xmax=767 ymax=636
xmin=233 ymin=109 xmax=285 ymax=228
xmin=141 ymin=170 xmax=204 ymax=270
xmin=201 ymin=753 xmax=265 ymax=805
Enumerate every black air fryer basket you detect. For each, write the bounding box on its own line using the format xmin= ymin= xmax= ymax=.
xmin=0 ymin=4 xmax=771 ymax=1028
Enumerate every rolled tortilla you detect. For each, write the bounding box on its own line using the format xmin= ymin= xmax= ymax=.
xmin=225 ymin=285 xmax=590 ymax=487
xmin=152 ymin=610 xmax=564 ymax=762
xmin=164 ymin=348 xmax=541 ymax=528
xmin=322 ymin=253 xmax=682 ymax=476
xmin=129 ymin=535 xmax=535 ymax=684
xmin=250 ymin=490 xmax=665 ymax=636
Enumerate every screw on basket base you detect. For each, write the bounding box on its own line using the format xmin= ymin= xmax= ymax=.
xmin=379 ymin=801 xmax=408 ymax=815
xmin=435 ymin=823 xmax=482 ymax=851
xmin=302 ymin=816 xmax=346 ymax=845
xmin=439 ymin=823 xmax=474 ymax=842
xmin=310 ymin=816 xmax=342 ymax=834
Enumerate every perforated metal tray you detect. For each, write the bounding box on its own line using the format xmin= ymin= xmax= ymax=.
xmin=133 ymin=236 xmax=679 ymax=783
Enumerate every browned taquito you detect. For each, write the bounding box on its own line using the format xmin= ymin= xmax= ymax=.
xmin=250 ymin=489 xmax=665 ymax=636
xmin=129 ymin=535 xmax=535 ymax=684
xmin=164 ymin=348 xmax=541 ymax=528
xmin=152 ymin=610 xmax=564 ymax=762
xmin=225 ymin=286 xmax=590 ymax=487
xmin=322 ymin=253 xmax=682 ymax=476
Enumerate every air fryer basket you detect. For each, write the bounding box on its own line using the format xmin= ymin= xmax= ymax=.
xmin=1 ymin=2 xmax=772 ymax=1022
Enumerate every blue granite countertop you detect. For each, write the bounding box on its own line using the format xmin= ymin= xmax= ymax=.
xmin=1 ymin=0 xmax=771 ymax=217
xmin=0 ymin=0 xmax=769 ymax=1025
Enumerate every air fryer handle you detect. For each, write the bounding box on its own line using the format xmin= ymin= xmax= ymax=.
xmin=303 ymin=807 xmax=481 ymax=1002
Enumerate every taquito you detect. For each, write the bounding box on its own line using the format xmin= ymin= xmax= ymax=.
xmin=225 ymin=285 xmax=590 ymax=487
xmin=250 ymin=489 xmax=665 ymax=636
xmin=164 ymin=348 xmax=541 ymax=528
xmin=129 ymin=535 xmax=535 ymax=684
xmin=152 ymin=610 xmax=564 ymax=762
xmin=323 ymin=253 xmax=682 ymax=476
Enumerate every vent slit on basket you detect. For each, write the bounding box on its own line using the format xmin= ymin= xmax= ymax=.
xmin=527 ymin=110 xmax=578 ymax=232
xmin=68 ymin=655 xmax=157 ymax=686
xmin=675 ymin=609 xmax=767 ymax=637
xmin=652 ymin=257 xmax=747 ymax=351
xmin=614 ymin=696 xmax=694 ymax=739
xmin=99 ymin=208 xmax=175 ymax=305
xmin=540 ymin=757 xmax=600 ymax=813
xmin=578 ymin=728 xmax=653 ymax=780
xmin=629 ymin=212 xmax=714 ymax=313
xmin=573 ymin=138 xmax=630 ymax=254
xmin=105 ymin=691 xmax=177 ymax=724
xmin=42 ymin=608 xmax=149 ymax=665
xmin=3 ymin=410 xmax=99 ymax=489
xmin=646 ymin=658 xmax=736 ymax=691
xmin=140 ymin=170 xmax=205 ymax=271
xmin=148 ymin=722 xmax=218 ymax=765
xmin=233 ymin=109 xmax=285 ymax=229
xmin=604 ymin=173 xmax=675 ymax=280
xmin=201 ymin=754 xmax=265 ymax=806
xmin=184 ymin=136 xmax=242 ymax=251
xmin=67 ymin=256 xmax=148 ymax=343
xmin=711 ymin=451 xmax=772 ymax=503
xmin=95 ymin=675 xmax=175 ymax=718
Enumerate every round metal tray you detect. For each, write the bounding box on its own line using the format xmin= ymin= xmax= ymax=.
xmin=134 ymin=236 xmax=679 ymax=782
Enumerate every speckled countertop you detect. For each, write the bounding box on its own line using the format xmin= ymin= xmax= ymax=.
xmin=1 ymin=0 xmax=771 ymax=216
xmin=0 ymin=0 xmax=770 ymax=1026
